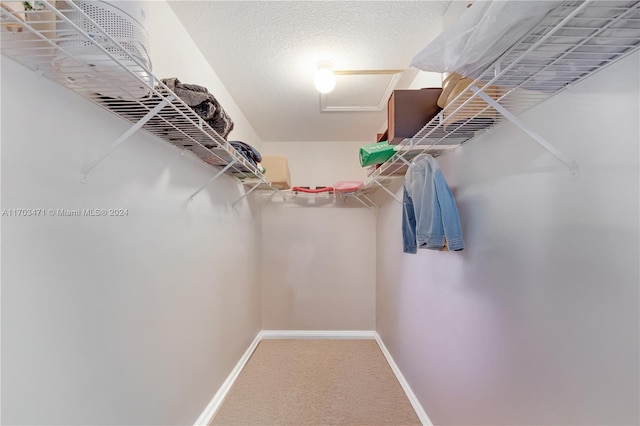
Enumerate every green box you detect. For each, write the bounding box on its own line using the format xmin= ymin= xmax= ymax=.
xmin=359 ymin=141 xmax=397 ymax=167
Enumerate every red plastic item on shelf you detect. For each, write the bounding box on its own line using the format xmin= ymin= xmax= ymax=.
xmin=291 ymin=186 xmax=335 ymax=193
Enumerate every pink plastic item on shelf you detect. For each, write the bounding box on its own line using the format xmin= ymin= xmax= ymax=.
xmin=332 ymin=181 xmax=364 ymax=193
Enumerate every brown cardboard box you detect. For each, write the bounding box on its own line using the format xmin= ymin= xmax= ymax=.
xmin=387 ymin=88 xmax=443 ymax=144
xmin=262 ymin=155 xmax=291 ymax=190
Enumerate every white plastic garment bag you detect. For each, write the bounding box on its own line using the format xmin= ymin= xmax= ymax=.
xmin=410 ymin=0 xmax=562 ymax=77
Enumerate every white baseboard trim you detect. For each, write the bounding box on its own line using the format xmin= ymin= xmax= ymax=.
xmin=261 ymin=329 xmax=377 ymax=339
xmin=193 ymin=330 xmax=264 ymax=426
xmin=194 ymin=330 xmax=431 ymax=426
xmin=374 ymin=334 xmax=433 ymax=426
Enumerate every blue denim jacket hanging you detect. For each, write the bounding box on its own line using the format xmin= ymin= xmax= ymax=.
xmin=402 ymin=154 xmax=464 ymax=253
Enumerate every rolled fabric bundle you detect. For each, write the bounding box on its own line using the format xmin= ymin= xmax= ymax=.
xmin=162 ymin=77 xmax=235 ymax=140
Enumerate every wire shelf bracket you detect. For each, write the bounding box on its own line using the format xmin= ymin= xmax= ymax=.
xmin=232 ymin=179 xmax=264 ymax=207
xmin=189 ymin=160 xmax=237 ymax=201
xmin=81 ymin=96 xmax=174 ymax=180
xmin=373 ymin=179 xmax=402 ymax=203
xmin=358 ymin=193 xmax=380 ymax=209
xmin=470 ymin=85 xmax=579 ymax=176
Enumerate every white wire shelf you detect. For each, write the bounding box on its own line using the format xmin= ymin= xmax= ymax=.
xmin=264 ymin=188 xmax=379 ymax=209
xmin=0 ymin=0 xmax=280 ymax=197
xmin=365 ymin=0 xmax=640 ymax=190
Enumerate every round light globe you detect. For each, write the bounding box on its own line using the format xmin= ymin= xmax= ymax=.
xmin=314 ymin=67 xmax=336 ymax=93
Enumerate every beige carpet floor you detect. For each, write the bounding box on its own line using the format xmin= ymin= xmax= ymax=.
xmin=210 ymin=339 xmax=421 ymax=425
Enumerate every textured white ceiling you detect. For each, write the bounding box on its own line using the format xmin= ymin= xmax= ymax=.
xmin=168 ymin=1 xmax=450 ymax=143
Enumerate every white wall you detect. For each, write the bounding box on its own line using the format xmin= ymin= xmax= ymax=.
xmin=1 ymin=2 xmax=262 ymax=424
xmin=262 ymin=140 xmax=367 ymax=188
xmin=376 ymin=51 xmax=639 ymax=425
xmin=259 ymin=141 xmax=376 ymax=330
xmin=260 ymin=204 xmax=376 ymax=330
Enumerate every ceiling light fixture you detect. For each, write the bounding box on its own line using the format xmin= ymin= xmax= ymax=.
xmin=314 ymin=62 xmax=336 ymax=94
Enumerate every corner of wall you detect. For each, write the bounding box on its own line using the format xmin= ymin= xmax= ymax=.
xmin=145 ymin=1 xmax=262 ymax=147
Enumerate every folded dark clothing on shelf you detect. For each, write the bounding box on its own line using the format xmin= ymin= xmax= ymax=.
xmin=230 ymin=141 xmax=262 ymax=168
xmin=162 ymin=77 xmax=234 ymax=140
